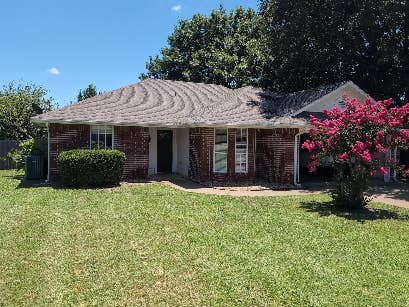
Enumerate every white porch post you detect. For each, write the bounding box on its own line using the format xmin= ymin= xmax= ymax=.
xmin=384 ymin=136 xmax=392 ymax=182
xmin=384 ymin=149 xmax=391 ymax=183
xmin=393 ymin=147 xmax=398 ymax=181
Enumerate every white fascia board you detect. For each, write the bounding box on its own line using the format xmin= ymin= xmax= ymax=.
xmin=31 ymin=119 xmax=310 ymax=130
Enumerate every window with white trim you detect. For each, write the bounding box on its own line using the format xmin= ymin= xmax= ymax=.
xmin=90 ymin=126 xmax=113 ymax=149
xmin=235 ymin=128 xmax=247 ymax=173
xmin=214 ymin=128 xmax=228 ymax=173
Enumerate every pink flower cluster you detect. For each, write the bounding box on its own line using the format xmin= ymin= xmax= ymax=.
xmin=303 ymin=96 xmax=409 ymax=175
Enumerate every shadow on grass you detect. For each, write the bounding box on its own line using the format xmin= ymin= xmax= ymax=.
xmin=300 ymin=201 xmax=409 ymax=222
xmin=6 ymin=174 xmax=117 ymax=190
xmin=3 ymin=173 xmax=51 ymax=189
xmin=13 ymin=176 xmax=151 ymax=190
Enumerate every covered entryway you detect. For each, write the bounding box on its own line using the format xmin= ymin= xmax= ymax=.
xmin=149 ymin=128 xmax=189 ymax=176
xmin=157 ymin=130 xmax=173 ymax=173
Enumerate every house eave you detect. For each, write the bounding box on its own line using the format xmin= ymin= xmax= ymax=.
xmin=290 ymin=81 xmax=369 ymax=117
xmin=31 ymin=118 xmax=309 ymax=129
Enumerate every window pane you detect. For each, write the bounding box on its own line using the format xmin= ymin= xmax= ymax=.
xmin=105 ymin=126 xmax=112 ymax=134
xmin=214 ymin=128 xmax=228 ymax=173
xmin=91 ymin=126 xmax=99 ymax=134
xmin=214 ymin=153 xmax=227 ymax=172
xmin=91 ymin=125 xmax=114 ymax=149
xmin=236 ymin=146 xmax=246 ymax=154
xmin=237 ymin=153 xmax=246 ymax=163
xmin=236 ymin=128 xmax=247 ymax=143
xmin=235 ymin=128 xmax=248 ymax=173
xmin=215 ymin=144 xmax=228 ymax=153
xmin=99 ymin=133 xmax=105 ymax=149
xmin=91 ymin=133 xmax=98 ymax=149
xmin=215 ymin=128 xmax=227 ymax=144
xmin=106 ymin=134 xmax=113 ymax=148
xmin=236 ymin=162 xmax=247 ymax=173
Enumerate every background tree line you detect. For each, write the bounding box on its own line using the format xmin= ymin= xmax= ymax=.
xmin=0 ymin=82 xmax=99 ymax=141
xmin=0 ymin=83 xmax=54 ymax=141
xmin=1 ymin=0 xmax=407 ymax=141
xmin=142 ymin=1 xmax=408 ymax=103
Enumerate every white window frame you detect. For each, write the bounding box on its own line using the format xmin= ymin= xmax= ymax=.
xmin=235 ymin=128 xmax=248 ymax=173
xmin=213 ymin=128 xmax=228 ymax=173
xmin=90 ymin=125 xmax=114 ymax=149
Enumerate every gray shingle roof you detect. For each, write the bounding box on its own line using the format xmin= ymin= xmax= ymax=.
xmin=32 ymin=79 xmax=348 ymax=128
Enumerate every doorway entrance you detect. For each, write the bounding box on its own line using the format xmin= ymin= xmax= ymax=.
xmin=157 ymin=130 xmax=173 ymax=173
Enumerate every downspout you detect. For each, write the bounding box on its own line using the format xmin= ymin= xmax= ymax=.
xmin=254 ymin=130 xmax=257 ymax=181
xmin=46 ymin=122 xmax=50 ymax=183
xmin=293 ymin=132 xmax=302 ymax=187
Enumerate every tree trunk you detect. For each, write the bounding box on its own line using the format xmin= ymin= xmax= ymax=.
xmin=332 ymin=166 xmax=369 ymax=209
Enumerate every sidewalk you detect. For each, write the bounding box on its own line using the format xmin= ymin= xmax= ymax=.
xmin=150 ymin=175 xmax=409 ymax=209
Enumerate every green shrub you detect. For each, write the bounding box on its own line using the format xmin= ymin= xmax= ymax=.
xmin=57 ymin=149 xmax=125 ymax=187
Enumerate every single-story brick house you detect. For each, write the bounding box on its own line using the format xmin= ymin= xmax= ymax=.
xmin=32 ymin=79 xmax=369 ymax=185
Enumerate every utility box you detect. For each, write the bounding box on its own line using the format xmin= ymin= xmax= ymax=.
xmin=25 ymin=155 xmax=45 ymax=180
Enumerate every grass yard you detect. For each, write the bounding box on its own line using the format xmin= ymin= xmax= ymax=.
xmin=1 ymin=170 xmax=409 ymax=306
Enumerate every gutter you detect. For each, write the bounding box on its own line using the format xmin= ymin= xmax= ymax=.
xmin=31 ymin=118 xmax=309 ymax=130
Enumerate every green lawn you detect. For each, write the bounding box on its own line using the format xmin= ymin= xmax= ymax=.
xmin=1 ymin=170 xmax=409 ymax=306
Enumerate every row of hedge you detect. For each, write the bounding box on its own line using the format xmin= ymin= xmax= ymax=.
xmin=57 ymin=149 xmax=125 ymax=187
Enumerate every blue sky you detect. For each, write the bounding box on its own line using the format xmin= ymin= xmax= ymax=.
xmin=0 ymin=0 xmax=258 ymax=106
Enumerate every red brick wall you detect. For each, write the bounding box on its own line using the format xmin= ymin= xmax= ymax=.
xmin=49 ymin=124 xmax=297 ymax=184
xmin=188 ymin=127 xmax=256 ymax=182
xmin=49 ymin=124 xmax=149 ymax=182
xmin=255 ymin=128 xmax=299 ymax=184
xmin=114 ymin=126 xmax=149 ymax=180
xmin=189 ymin=127 xmax=214 ymax=181
xmin=49 ymin=124 xmax=90 ymax=181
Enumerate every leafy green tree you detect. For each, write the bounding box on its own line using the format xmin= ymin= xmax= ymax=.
xmin=0 ymin=82 xmax=54 ymax=140
xmin=77 ymin=84 xmax=100 ymax=101
xmin=258 ymin=0 xmax=406 ymax=102
xmin=140 ymin=6 xmax=263 ymax=88
xmin=7 ymin=138 xmax=45 ymax=170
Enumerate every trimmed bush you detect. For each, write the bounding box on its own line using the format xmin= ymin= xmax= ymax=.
xmin=57 ymin=149 xmax=125 ymax=187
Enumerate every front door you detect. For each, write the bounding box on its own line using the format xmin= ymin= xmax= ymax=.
xmin=157 ymin=130 xmax=173 ymax=173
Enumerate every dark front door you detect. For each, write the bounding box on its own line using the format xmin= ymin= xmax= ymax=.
xmin=157 ymin=130 xmax=173 ymax=173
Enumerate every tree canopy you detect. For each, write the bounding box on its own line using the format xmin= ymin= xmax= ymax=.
xmin=77 ymin=84 xmax=100 ymax=101
xmin=0 ymin=82 xmax=54 ymax=140
xmin=140 ymin=6 xmax=263 ymax=88
xmin=142 ymin=1 xmax=407 ymax=102
xmin=258 ymin=0 xmax=407 ymax=102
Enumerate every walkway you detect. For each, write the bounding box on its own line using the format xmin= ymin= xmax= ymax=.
xmin=149 ymin=175 xmax=409 ymax=209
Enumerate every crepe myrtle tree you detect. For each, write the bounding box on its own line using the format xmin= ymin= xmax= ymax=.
xmin=302 ymin=96 xmax=409 ymax=209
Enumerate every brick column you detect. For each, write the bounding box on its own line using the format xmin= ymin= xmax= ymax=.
xmin=114 ymin=126 xmax=149 ymax=180
xmin=189 ymin=127 xmax=214 ymax=182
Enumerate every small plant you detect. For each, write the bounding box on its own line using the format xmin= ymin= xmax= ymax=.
xmin=303 ymin=97 xmax=409 ymax=209
xmin=7 ymin=138 xmax=44 ymax=171
xmin=57 ymin=149 xmax=125 ymax=187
